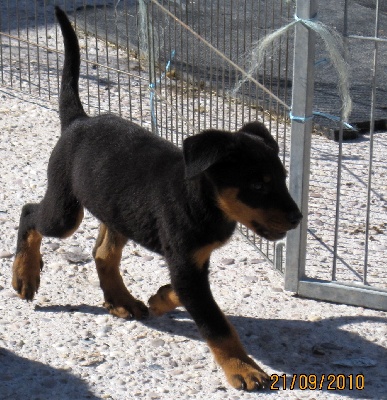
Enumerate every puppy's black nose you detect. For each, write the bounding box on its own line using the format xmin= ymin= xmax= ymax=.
xmin=288 ymin=210 xmax=303 ymax=227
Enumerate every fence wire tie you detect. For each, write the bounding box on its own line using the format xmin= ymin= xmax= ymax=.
xmin=289 ymin=110 xmax=357 ymax=131
xmin=149 ymin=50 xmax=176 ymax=135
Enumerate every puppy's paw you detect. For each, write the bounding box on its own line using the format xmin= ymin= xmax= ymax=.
xmin=148 ymin=284 xmax=181 ymax=316
xmin=12 ymin=255 xmax=43 ymax=301
xmin=103 ymin=299 xmax=149 ymax=320
xmin=222 ymin=358 xmax=270 ymax=391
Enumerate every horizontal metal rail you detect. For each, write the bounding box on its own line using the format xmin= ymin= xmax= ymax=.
xmin=297 ymin=278 xmax=387 ymax=311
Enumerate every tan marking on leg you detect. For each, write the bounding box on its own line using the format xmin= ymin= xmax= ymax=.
xmin=148 ymin=284 xmax=182 ymax=316
xmin=192 ymin=241 xmax=225 ymax=268
xmin=93 ymin=224 xmax=148 ymax=319
xmin=207 ymin=324 xmax=269 ymax=391
xmin=12 ymin=230 xmax=43 ymax=301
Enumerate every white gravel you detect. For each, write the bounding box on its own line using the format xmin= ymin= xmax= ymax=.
xmin=1 ymin=85 xmax=387 ymax=400
xmin=1 ymin=5 xmax=387 ymax=400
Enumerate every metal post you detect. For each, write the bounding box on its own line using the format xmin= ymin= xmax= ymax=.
xmin=363 ymin=0 xmax=380 ymax=284
xmin=139 ymin=0 xmax=157 ymax=134
xmin=284 ymin=0 xmax=317 ymax=292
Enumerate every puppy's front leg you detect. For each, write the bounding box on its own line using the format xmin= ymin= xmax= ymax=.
xmin=93 ymin=224 xmax=148 ymax=320
xmin=169 ymin=262 xmax=270 ymax=391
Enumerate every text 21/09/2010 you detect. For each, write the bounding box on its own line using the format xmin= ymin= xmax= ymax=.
xmin=270 ymin=374 xmax=365 ymax=391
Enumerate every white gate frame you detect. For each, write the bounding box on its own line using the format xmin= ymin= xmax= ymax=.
xmin=284 ymin=0 xmax=387 ymax=311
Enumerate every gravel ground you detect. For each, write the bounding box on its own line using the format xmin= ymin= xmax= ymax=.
xmin=1 ymin=4 xmax=387 ymax=400
xmin=1 ymin=82 xmax=387 ymax=400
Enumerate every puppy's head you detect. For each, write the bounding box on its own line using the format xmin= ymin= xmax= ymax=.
xmin=183 ymin=122 xmax=302 ymax=241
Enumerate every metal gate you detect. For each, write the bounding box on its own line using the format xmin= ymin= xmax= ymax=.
xmin=285 ymin=0 xmax=387 ymax=311
xmin=141 ymin=0 xmax=387 ymax=311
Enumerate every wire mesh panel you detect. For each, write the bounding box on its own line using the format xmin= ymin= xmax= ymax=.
xmin=144 ymin=0 xmax=293 ymax=141
xmin=0 ymin=0 xmax=151 ymax=126
xmin=144 ymin=0 xmax=294 ymax=265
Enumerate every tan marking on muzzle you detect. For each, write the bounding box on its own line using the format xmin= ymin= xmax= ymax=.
xmin=216 ymin=188 xmax=294 ymax=234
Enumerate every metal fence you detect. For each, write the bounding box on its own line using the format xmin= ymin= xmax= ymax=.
xmin=286 ymin=0 xmax=387 ymax=311
xmin=1 ymin=0 xmax=386 ymax=311
xmin=143 ymin=0 xmax=293 ymax=265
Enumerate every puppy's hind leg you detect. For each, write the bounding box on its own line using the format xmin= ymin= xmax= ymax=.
xmin=148 ymin=284 xmax=182 ymax=316
xmin=12 ymin=204 xmax=43 ymax=300
xmin=93 ymin=224 xmax=148 ymax=320
xmin=12 ymin=194 xmax=83 ymax=301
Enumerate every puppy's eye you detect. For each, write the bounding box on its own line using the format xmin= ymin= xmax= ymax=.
xmin=249 ymin=182 xmax=264 ymax=191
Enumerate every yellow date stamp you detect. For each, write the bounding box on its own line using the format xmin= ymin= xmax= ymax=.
xmin=270 ymin=374 xmax=365 ymax=391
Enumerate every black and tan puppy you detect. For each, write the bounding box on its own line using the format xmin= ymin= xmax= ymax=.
xmin=12 ymin=7 xmax=302 ymax=391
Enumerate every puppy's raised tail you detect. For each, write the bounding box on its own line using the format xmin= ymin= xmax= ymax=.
xmin=55 ymin=6 xmax=87 ymax=130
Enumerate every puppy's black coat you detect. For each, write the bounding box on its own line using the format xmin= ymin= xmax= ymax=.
xmin=12 ymin=7 xmax=302 ymax=391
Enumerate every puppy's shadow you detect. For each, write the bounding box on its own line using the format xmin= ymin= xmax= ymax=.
xmin=36 ymin=305 xmax=386 ymax=399
xmin=144 ymin=311 xmax=387 ymax=399
xmin=0 ymin=348 xmax=101 ymax=399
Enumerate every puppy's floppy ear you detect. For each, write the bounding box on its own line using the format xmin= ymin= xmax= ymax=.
xmin=183 ymin=130 xmax=235 ymax=179
xmin=239 ymin=121 xmax=279 ymax=154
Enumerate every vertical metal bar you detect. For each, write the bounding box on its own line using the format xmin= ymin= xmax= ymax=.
xmin=268 ymin=0 xmax=275 ymax=132
xmin=185 ymin=3 xmax=190 ymax=130
xmin=16 ymin=0 xmax=22 ymax=90
xmin=124 ymin=0 xmax=133 ymax=121
xmin=7 ymin=0 xmax=13 ymax=88
xmin=208 ymin=0 xmax=214 ymax=130
xmin=196 ymin=0 xmax=201 ymax=133
xmin=83 ymin=0 xmax=90 ymax=114
xmin=282 ymin=0 xmax=293 ymax=166
xmin=332 ymin=0 xmax=349 ymax=281
xmin=0 ymin=2 xmax=3 ymax=84
xmin=55 ymin=1 xmax=60 ymax=98
xmin=364 ymin=0 xmax=380 ymax=284
xmin=239 ymin=0 xmax=247 ymax=128
xmin=275 ymin=1 xmax=283 ymax=143
xmin=256 ymin=0 xmax=262 ymax=121
xmin=35 ymin=0 xmax=41 ymax=95
xmin=173 ymin=1 xmax=179 ymax=137
xmin=167 ymin=3 xmax=174 ymax=141
xmin=157 ymin=6 xmax=164 ymax=139
xmin=284 ymin=0 xmax=317 ymax=292
xmin=114 ymin=1 xmax=121 ymax=117
xmin=103 ymin=1 xmax=111 ymax=113
xmin=44 ymin=0 xmax=51 ymax=99
xmin=227 ymin=0 xmax=233 ymax=131
xmin=25 ymin=2 xmax=32 ymax=93
xmin=94 ymin=2 xmax=101 ymax=113
xmin=191 ymin=0 xmax=197 ymax=133
xmin=203 ymin=0 xmax=208 ymax=131
xmin=178 ymin=3 xmax=184 ymax=135
xmin=221 ymin=0 xmax=226 ymax=129
xmin=145 ymin=0 xmax=157 ymax=134
xmin=135 ymin=0 xmax=144 ymax=124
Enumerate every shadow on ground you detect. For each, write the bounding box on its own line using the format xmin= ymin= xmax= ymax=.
xmin=0 ymin=348 xmax=100 ymax=399
xmin=36 ymin=303 xmax=387 ymax=398
xmin=145 ymin=311 xmax=387 ymax=398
